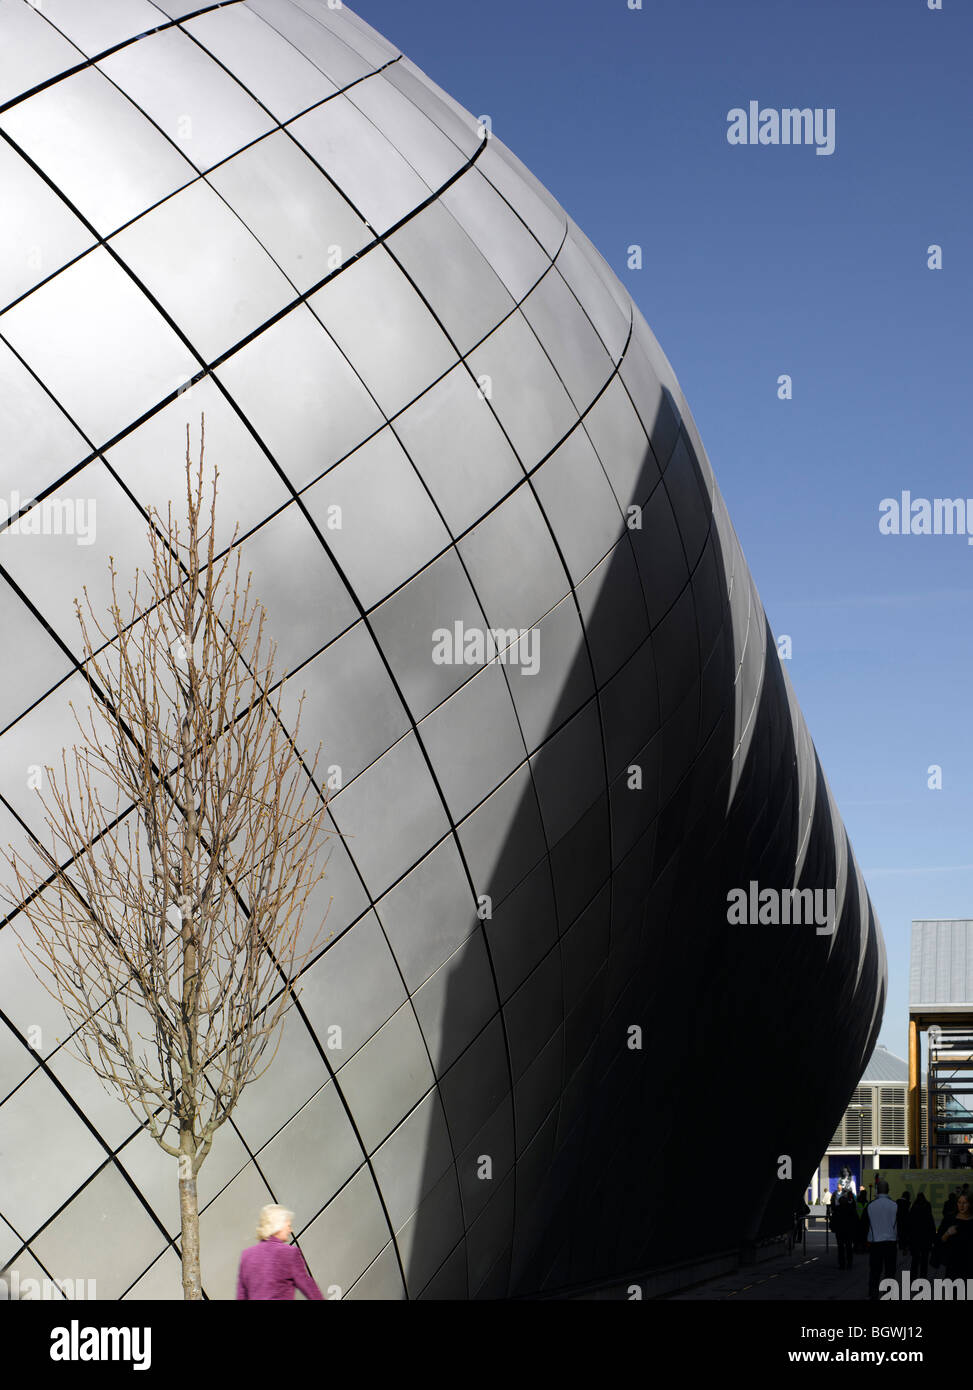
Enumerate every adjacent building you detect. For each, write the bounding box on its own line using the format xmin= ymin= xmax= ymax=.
xmin=812 ymin=1045 xmax=925 ymax=1198
xmin=909 ymin=920 xmax=973 ymax=1167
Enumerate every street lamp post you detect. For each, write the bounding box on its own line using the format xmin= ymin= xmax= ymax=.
xmin=858 ymin=1109 xmax=865 ymax=1197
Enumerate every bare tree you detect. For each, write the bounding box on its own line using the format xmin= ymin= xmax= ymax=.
xmin=3 ymin=424 xmax=332 ymax=1299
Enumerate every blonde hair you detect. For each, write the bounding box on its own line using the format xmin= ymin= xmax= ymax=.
xmin=257 ymin=1205 xmax=293 ymax=1241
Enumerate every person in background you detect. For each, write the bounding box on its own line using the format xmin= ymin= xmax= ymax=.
xmin=895 ymin=1190 xmax=911 ymax=1254
xmin=937 ymin=1191 xmax=973 ymax=1280
xmin=793 ymin=1195 xmax=810 ymax=1244
xmin=836 ymin=1165 xmax=857 ymax=1198
xmin=907 ymin=1193 xmax=936 ymax=1279
xmin=830 ymin=1189 xmax=858 ymax=1270
xmin=854 ymin=1189 xmax=870 ymax=1253
xmin=237 ymin=1204 xmax=323 ymax=1301
xmin=865 ymin=1179 xmax=898 ymax=1301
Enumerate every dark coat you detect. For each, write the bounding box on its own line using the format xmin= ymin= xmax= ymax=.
xmin=907 ymin=1201 xmax=936 ymax=1251
xmin=830 ymin=1198 xmax=858 ymax=1239
xmin=895 ymin=1196 xmax=911 ymax=1234
xmin=936 ymin=1216 xmax=973 ymax=1278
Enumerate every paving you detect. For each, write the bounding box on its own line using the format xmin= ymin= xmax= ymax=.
xmin=664 ymin=1228 xmax=892 ymax=1301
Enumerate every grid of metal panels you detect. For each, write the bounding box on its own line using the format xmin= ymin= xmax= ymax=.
xmin=0 ymin=0 xmax=885 ymax=1298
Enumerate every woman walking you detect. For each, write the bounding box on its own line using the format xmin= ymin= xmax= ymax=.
xmin=237 ymin=1205 xmax=324 ymax=1300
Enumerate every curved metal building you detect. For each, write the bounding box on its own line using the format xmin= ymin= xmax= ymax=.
xmin=0 ymin=0 xmax=885 ymax=1299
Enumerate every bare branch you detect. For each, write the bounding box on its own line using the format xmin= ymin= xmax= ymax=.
xmin=1 ymin=417 xmax=334 ymax=1227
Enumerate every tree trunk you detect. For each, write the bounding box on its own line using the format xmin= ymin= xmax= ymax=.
xmin=179 ymin=1144 xmax=202 ymax=1300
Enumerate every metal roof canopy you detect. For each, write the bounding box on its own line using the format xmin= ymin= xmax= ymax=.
xmin=860 ymin=1043 xmax=912 ymax=1083
xmin=910 ymin=920 xmax=973 ymax=1013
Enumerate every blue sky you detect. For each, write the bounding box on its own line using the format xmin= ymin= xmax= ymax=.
xmin=354 ymin=0 xmax=973 ymax=1062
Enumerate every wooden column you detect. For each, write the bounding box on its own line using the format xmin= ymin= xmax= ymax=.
xmin=908 ymin=1017 xmax=921 ymax=1166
